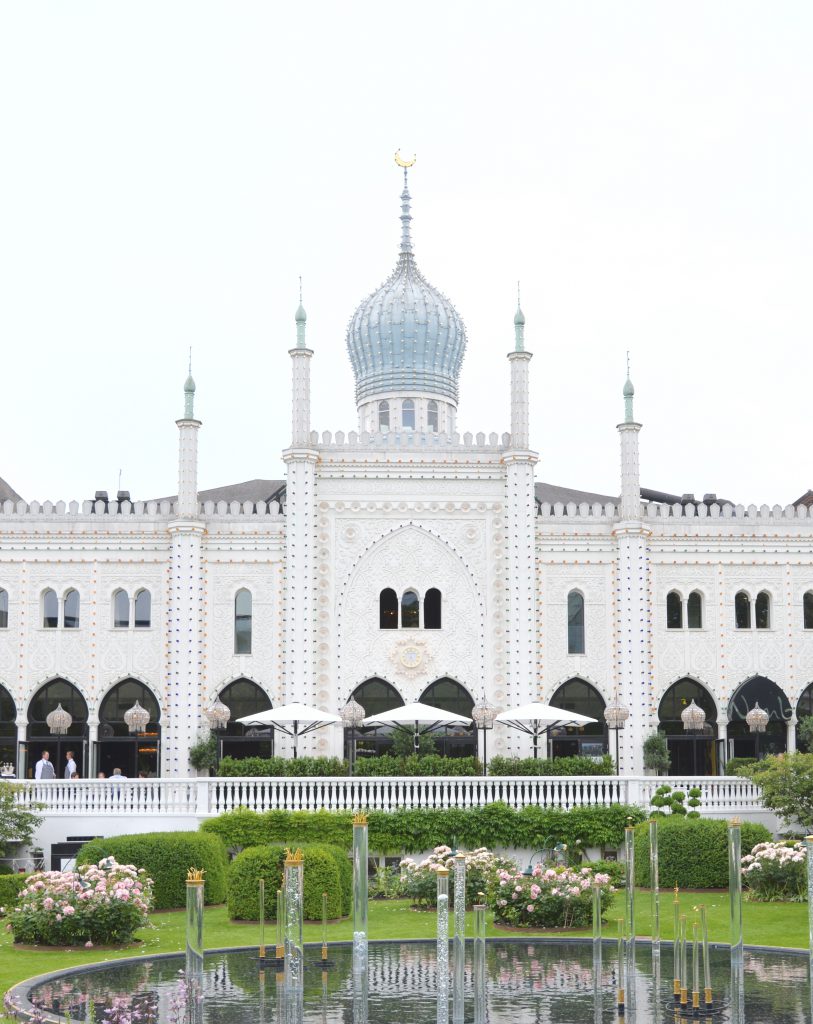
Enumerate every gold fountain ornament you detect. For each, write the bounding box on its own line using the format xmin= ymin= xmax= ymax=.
xmin=352 ymin=811 xmax=368 ymax=826
xmin=186 ymin=867 xmax=206 ymax=885
xmin=284 ymin=848 xmax=304 ymax=865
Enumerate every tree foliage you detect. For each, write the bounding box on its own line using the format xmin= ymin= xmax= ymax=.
xmin=642 ymin=733 xmax=671 ymax=775
xmin=0 ymin=782 xmax=43 ymax=854
xmin=745 ymin=752 xmax=813 ymax=830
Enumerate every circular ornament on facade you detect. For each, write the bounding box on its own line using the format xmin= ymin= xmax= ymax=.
xmin=344 ymin=527 xmax=357 ymax=542
xmin=465 ymin=527 xmax=478 ymax=542
xmin=389 ymin=637 xmax=433 ymax=679
xmin=400 ymin=646 xmax=423 ymax=669
xmin=318 ymin=690 xmax=329 ymax=702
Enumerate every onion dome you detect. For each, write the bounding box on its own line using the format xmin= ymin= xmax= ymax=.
xmin=346 ymin=170 xmax=467 ymax=405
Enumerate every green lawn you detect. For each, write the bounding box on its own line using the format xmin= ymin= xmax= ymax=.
xmin=2 ymin=893 xmax=810 ymax=1005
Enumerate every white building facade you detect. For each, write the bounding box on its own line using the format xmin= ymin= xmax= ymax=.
xmin=1 ymin=171 xmax=812 ymax=780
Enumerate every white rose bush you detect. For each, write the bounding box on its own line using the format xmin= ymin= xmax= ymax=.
xmin=741 ymin=840 xmax=808 ymax=902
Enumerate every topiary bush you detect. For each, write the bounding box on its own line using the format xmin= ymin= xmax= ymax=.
xmin=488 ymin=755 xmax=615 ymax=776
xmin=633 ymin=818 xmax=771 ymax=889
xmin=76 ymin=831 xmax=228 ymax=910
xmin=0 ymin=872 xmax=29 ymax=911
xmin=217 ymin=756 xmax=347 ymax=777
xmin=227 ymin=844 xmax=346 ymax=921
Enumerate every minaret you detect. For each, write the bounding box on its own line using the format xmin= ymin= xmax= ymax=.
xmin=283 ymin=289 xmax=318 ymax=742
xmin=613 ymin=358 xmax=651 ymax=775
xmin=166 ymin=368 xmax=205 ymax=776
xmin=502 ymin=291 xmax=538 ymax=753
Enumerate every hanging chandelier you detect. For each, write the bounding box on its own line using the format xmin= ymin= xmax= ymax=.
xmin=471 ymin=695 xmax=499 ymax=731
xmin=123 ymin=700 xmax=151 ymax=735
xmin=203 ymin=698 xmax=231 ymax=731
xmin=604 ymin=702 xmax=630 ymax=731
xmin=339 ymin=697 xmax=366 ymax=729
xmin=746 ymin=702 xmax=769 ymax=734
xmin=681 ymin=700 xmax=706 ymax=733
xmin=46 ymin=703 xmax=73 ymax=736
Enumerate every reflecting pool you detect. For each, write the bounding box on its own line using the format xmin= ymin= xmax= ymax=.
xmin=13 ymin=940 xmax=813 ymax=1023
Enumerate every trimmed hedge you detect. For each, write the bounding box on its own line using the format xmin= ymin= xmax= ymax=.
xmin=633 ymin=818 xmax=771 ymax=889
xmin=725 ymin=757 xmax=758 ymax=777
xmin=218 ymin=756 xmax=347 ymax=777
xmin=0 ymin=873 xmax=29 ymax=908
xmin=202 ymin=802 xmax=646 ymax=855
xmin=488 ymin=755 xmax=615 ymax=776
xmin=76 ymin=832 xmax=228 ymax=910
xmin=356 ymin=755 xmax=481 ymax=776
xmin=227 ymin=844 xmax=347 ymax=921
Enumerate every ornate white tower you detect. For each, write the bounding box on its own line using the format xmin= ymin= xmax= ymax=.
xmin=165 ymin=371 xmax=205 ymax=776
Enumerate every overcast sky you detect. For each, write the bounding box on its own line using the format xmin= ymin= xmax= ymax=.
xmin=0 ymin=2 xmax=810 ymax=506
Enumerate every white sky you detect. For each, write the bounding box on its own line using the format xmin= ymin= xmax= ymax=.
xmin=0 ymin=2 xmax=810 ymax=505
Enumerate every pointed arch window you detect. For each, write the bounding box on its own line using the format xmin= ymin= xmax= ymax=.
xmin=755 ymin=590 xmax=771 ymax=629
xmin=134 ymin=589 xmax=151 ymax=629
xmin=567 ymin=590 xmax=585 ymax=654
xmin=805 ymin=591 xmax=813 ymax=630
xmin=0 ymin=589 xmax=7 ymax=629
xmin=113 ymin=590 xmax=130 ymax=628
xmin=234 ymin=589 xmax=252 ymax=655
xmin=666 ymin=591 xmax=683 ymax=630
xmin=735 ymin=591 xmax=751 ymax=629
xmin=402 ymin=399 xmax=415 ymax=430
xmin=401 ymin=589 xmax=420 ymax=628
xmin=378 ymin=400 xmax=390 ymax=430
xmin=687 ymin=591 xmax=703 ymax=629
xmin=42 ymin=589 xmax=58 ymax=629
xmin=380 ymin=588 xmax=398 ymax=629
xmin=424 ymin=588 xmax=441 ymax=629
xmin=63 ymin=589 xmax=80 ymax=629
xmin=427 ymin=400 xmax=438 ymax=432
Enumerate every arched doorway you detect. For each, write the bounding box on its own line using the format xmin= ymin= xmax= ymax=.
xmin=419 ymin=678 xmax=477 ymax=758
xmin=728 ymin=676 xmax=791 ymax=758
xmin=549 ymin=678 xmax=608 ymax=759
xmin=348 ymin=678 xmax=404 ymax=762
xmin=97 ymin=679 xmax=161 ymax=778
xmin=0 ymin=683 xmax=16 ymax=770
xmin=797 ymin=683 xmax=813 ymax=751
xmin=658 ymin=678 xmax=718 ymax=775
xmin=217 ymin=679 xmax=274 ymax=760
xmin=26 ymin=678 xmax=89 ymax=779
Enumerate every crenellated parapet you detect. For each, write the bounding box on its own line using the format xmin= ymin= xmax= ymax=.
xmin=310 ymin=429 xmax=512 ymax=451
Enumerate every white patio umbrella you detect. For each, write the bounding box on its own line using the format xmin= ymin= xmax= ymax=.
xmin=362 ymin=701 xmax=473 ymax=754
xmin=236 ymin=702 xmax=342 ymax=759
xmin=494 ymin=702 xmax=598 ymax=759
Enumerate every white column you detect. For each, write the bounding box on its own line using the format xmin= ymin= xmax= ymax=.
xmin=508 ymin=351 xmax=532 ymax=449
xmin=787 ymin=715 xmax=797 ymax=754
xmin=290 ymin=346 xmax=313 ymax=448
xmin=614 ymin=524 xmax=652 ymax=775
xmin=617 ymin=421 xmax=642 ymax=521
xmin=176 ymin=418 xmax=202 ymax=517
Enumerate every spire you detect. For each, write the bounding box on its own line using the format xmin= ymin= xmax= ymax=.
xmin=395 ymin=151 xmax=416 ymax=255
xmin=295 ymin=276 xmax=307 ymax=348
xmin=623 ymin=350 xmax=635 ymax=423
xmin=514 ymin=281 xmax=525 ymax=351
xmin=183 ymin=348 xmax=196 ymax=419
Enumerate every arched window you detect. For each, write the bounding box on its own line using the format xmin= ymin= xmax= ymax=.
xmin=218 ymin=678 xmax=273 ymax=760
xmin=0 ymin=682 xmax=16 ymax=767
xmin=735 ymin=591 xmax=751 ymax=629
xmin=805 ymin=592 xmax=813 ymax=630
xmin=402 ymin=399 xmax=415 ymax=429
xmin=113 ymin=590 xmax=130 ymax=628
xmin=134 ymin=589 xmax=151 ymax=629
xmin=401 ymin=589 xmax=420 ymax=628
xmin=424 ymin=588 xmax=442 ymax=629
xmin=658 ymin=677 xmax=718 ymax=775
xmin=567 ymin=591 xmax=585 ymax=654
xmin=63 ymin=589 xmax=80 ymax=630
xmin=348 ymin=678 xmax=405 ymax=759
xmin=378 ymin=400 xmax=390 ymax=430
xmin=0 ymin=589 xmax=7 ymax=629
xmin=666 ymin=591 xmax=683 ymax=630
xmin=427 ymin=400 xmax=438 ymax=432
xmin=27 ymin=677 xmax=89 ymax=778
xmin=728 ymin=676 xmax=791 ymax=759
xmin=234 ymin=589 xmax=252 ymax=654
xmin=98 ymin=678 xmax=161 ymax=778
xmin=687 ymin=591 xmax=703 ymax=630
xmin=549 ymin=678 xmax=607 ymax=758
xmin=379 ymin=588 xmax=398 ymax=629
xmin=419 ymin=678 xmax=476 ymax=758
xmin=42 ymin=589 xmax=59 ymax=629
xmin=755 ymin=591 xmax=771 ymax=629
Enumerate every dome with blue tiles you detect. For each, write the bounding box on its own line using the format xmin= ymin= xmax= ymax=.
xmin=346 ymin=170 xmax=467 ymax=406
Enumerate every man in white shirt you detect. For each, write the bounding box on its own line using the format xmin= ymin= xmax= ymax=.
xmin=64 ymin=750 xmax=77 ymax=779
xmin=34 ymin=751 xmax=56 ymax=780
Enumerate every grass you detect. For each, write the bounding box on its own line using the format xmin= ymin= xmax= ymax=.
xmin=1 ymin=893 xmax=810 ymax=1005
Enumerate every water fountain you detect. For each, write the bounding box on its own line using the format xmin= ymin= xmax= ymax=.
xmin=436 ymin=866 xmax=450 ymax=1024
xmin=452 ymin=852 xmax=466 ymax=1024
xmin=352 ymin=812 xmax=369 ymax=972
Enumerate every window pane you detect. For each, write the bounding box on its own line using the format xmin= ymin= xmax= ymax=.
xmin=735 ymin=592 xmax=750 ymax=629
xmin=378 ymin=401 xmax=389 ymax=429
xmin=687 ymin=591 xmax=702 ymax=629
xmin=427 ymin=400 xmax=438 ymax=432
xmin=401 ymin=590 xmax=419 ymax=628
xmin=805 ymin=592 xmax=813 ymax=630
xmin=134 ymin=590 xmax=151 ymax=628
xmin=424 ymin=588 xmax=441 ymax=629
xmin=755 ymin=591 xmax=770 ymax=629
xmin=234 ymin=589 xmax=252 ymax=654
xmin=43 ymin=589 xmax=58 ymax=628
xmin=402 ymin=400 xmax=415 ymax=430
xmin=666 ymin=592 xmax=682 ymax=629
xmin=64 ymin=590 xmax=80 ymax=629
xmin=380 ymin=588 xmax=398 ymax=629
xmin=113 ymin=590 xmax=130 ymax=628
xmin=0 ymin=589 xmax=7 ymax=629
xmin=567 ymin=591 xmax=585 ymax=654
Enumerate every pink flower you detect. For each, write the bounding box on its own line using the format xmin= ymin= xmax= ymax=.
xmin=527 ymin=904 xmax=535 ymax=913
xmin=530 ymin=884 xmax=541 ymax=899
xmin=63 ymin=906 xmax=75 ymax=916
xmin=85 ymin=940 xmax=94 ymax=948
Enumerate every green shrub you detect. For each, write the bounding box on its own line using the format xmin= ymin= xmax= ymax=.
xmin=585 ymin=858 xmax=625 ymax=887
xmin=203 ymin=808 xmax=354 ymax=851
xmin=642 ymin=733 xmax=671 ymax=775
xmin=488 ymin=755 xmax=615 ymax=776
xmin=227 ymin=844 xmax=345 ymax=921
xmin=0 ymin=872 xmax=29 ymax=909
xmin=633 ymin=818 xmax=771 ymax=889
xmin=725 ymin=757 xmax=757 ymax=777
xmin=76 ymin=832 xmax=228 ymax=910
xmin=358 ymin=755 xmax=481 ymax=776
xmin=217 ymin=756 xmax=348 ymax=777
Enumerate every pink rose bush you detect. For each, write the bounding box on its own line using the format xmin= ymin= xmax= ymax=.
xmin=10 ymin=857 xmax=153 ymax=946
xmin=398 ymin=846 xmax=516 ymax=908
xmin=741 ymin=840 xmax=808 ymax=902
xmin=493 ymin=863 xmax=615 ymax=929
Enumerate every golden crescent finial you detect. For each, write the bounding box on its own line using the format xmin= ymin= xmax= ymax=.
xmin=394 ymin=150 xmax=416 ymax=168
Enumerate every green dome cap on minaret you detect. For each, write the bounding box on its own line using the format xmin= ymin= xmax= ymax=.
xmin=295 ymin=303 xmax=307 ymax=324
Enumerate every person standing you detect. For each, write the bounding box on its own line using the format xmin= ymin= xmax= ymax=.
xmin=64 ymin=750 xmax=77 ymax=779
xmin=34 ymin=751 xmax=56 ymax=780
